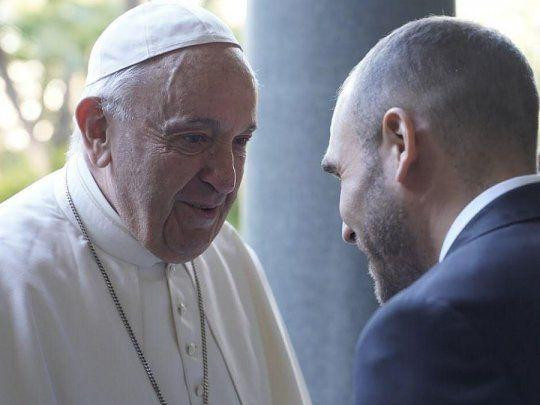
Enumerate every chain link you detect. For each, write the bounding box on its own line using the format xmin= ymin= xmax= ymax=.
xmin=192 ymin=261 xmax=209 ymax=404
xmin=66 ymin=174 xmax=209 ymax=405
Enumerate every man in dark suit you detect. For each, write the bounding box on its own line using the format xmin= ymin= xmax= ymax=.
xmin=322 ymin=16 xmax=540 ymax=404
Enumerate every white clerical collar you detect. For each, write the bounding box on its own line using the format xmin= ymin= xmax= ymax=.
xmin=439 ymin=173 xmax=540 ymax=262
xmin=56 ymin=154 xmax=163 ymax=267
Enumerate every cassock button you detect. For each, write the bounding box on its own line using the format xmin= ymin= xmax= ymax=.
xmin=196 ymin=384 xmax=204 ymax=397
xmin=177 ymin=302 xmax=187 ymax=316
xmin=187 ymin=342 xmax=198 ymax=357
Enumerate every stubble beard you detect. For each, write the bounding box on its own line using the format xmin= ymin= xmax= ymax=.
xmin=361 ymin=166 xmax=429 ymax=305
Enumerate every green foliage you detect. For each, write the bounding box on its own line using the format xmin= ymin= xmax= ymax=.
xmin=0 ymin=150 xmax=41 ymax=202
xmin=0 ymin=142 xmax=67 ymax=203
xmin=49 ymin=142 xmax=69 ymax=171
xmin=227 ymin=199 xmax=240 ymax=230
xmin=0 ymin=0 xmax=122 ymax=203
xmin=12 ymin=1 xmax=122 ymax=71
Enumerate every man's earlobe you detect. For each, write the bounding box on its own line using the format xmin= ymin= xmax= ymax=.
xmin=75 ymin=97 xmax=111 ymax=168
xmin=381 ymin=107 xmax=417 ymax=183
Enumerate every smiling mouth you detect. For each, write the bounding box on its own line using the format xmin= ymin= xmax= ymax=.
xmin=188 ymin=202 xmax=219 ymax=210
xmin=182 ymin=201 xmax=221 ymax=219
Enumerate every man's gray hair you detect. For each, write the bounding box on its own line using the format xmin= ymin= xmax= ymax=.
xmin=67 ymin=63 xmax=148 ymax=158
xmin=345 ymin=16 xmax=539 ymax=182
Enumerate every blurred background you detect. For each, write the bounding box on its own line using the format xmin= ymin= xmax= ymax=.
xmin=1 ymin=1 xmax=539 ymax=403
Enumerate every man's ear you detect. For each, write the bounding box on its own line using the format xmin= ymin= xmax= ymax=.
xmin=381 ymin=107 xmax=417 ymax=183
xmin=75 ymin=97 xmax=111 ymax=168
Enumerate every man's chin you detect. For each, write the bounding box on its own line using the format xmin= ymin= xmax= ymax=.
xmin=368 ymin=260 xmax=401 ymax=305
xmin=161 ymin=225 xmax=223 ymax=263
xmin=163 ymin=238 xmax=211 ymax=263
xmin=368 ymin=258 xmax=427 ymax=305
xmin=368 ymin=261 xmax=387 ymax=305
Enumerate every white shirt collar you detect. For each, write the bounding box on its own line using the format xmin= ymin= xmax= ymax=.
xmin=56 ymin=154 xmax=163 ymax=267
xmin=439 ymin=173 xmax=540 ymax=262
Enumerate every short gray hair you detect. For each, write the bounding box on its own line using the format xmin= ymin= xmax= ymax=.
xmin=67 ymin=63 xmax=149 ymax=158
xmin=345 ymin=16 xmax=539 ymax=181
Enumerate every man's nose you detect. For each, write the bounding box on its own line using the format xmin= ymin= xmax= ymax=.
xmin=342 ymin=222 xmax=357 ymax=244
xmin=202 ymin=148 xmax=236 ymax=194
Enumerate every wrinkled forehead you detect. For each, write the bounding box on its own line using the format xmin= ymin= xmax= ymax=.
xmin=134 ymin=45 xmax=257 ymax=121
xmin=168 ymin=46 xmax=254 ymax=96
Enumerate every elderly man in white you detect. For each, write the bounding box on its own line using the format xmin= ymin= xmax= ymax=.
xmin=0 ymin=2 xmax=310 ymax=404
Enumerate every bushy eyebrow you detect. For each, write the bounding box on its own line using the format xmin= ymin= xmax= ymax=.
xmin=164 ymin=117 xmax=257 ymax=135
xmin=164 ymin=117 xmax=220 ymax=134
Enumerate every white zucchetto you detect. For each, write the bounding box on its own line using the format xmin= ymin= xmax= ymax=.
xmin=85 ymin=0 xmax=241 ymax=86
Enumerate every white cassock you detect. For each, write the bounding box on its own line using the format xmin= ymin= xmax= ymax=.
xmin=0 ymin=155 xmax=311 ymax=405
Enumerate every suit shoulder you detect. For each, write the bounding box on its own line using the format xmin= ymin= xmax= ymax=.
xmin=441 ymin=220 xmax=540 ymax=284
xmin=355 ymin=295 xmax=517 ymax=404
xmin=358 ymin=294 xmax=474 ymax=353
xmin=404 ymin=219 xmax=540 ymax=308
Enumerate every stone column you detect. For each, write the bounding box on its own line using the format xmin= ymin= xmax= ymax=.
xmin=243 ymin=1 xmax=455 ymax=403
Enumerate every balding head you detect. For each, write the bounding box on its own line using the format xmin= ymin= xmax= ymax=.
xmin=342 ymin=16 xmax=538 ymax=184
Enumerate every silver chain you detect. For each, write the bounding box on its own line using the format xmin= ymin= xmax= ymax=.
xmin=65 ymin=175 xmax=209 ymax=405
xmin=192 ymin=261 xmax=209 ymax=404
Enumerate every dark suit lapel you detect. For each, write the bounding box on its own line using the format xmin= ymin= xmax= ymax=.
xmin=446 ymin=182 xmax=540 ymax=258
